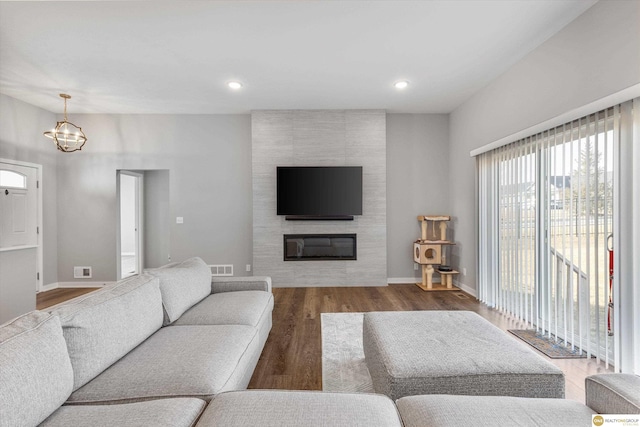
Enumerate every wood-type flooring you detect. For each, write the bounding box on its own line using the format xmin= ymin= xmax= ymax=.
xmin=248 ymin=284 xmax=613 ymax=403
xmin=36 ymin=287 xmax=98 ymax=310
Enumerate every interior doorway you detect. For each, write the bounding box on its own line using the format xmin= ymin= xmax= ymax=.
xmin=117 ymin=171 xmax=143 ymax=280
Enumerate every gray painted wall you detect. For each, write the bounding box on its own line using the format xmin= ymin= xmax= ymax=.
xmin=449 ymin=0 xmax=640 ymax=294
xmin=386 ymin=114 xmax=450 ymax=280
xmin=1 ymin=95 xmax=444 ymax=288
xmin=54 ymin=113 xmax=253 ymax=282
xmin=252 ymin=110 xmax=387 ymax=287
xmin=143 ymin=169 xmax=171 ymax=269
xmin=0 ymin=94 xmax=58 ymax=286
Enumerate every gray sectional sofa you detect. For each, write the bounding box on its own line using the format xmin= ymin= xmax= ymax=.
xmin=0 ymin=257 xmax=273 ymax=426
xmin=2 ymin=256 xmax=639 ymax=426
xmin=195 ymin=379 xmax=640 ymax=427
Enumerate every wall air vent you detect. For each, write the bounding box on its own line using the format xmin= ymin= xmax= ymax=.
xmin=209 ymin=264 xmax=233 ymax=277
xmin=73 ymin=266 xmax=92 ymax=279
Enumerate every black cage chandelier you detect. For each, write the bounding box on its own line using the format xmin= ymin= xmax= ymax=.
xmin=43 ymin=93 xmax=87 ymax=153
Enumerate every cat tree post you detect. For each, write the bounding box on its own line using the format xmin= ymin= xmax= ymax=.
xmin=413 ymin=215 xmax=459 ymax=291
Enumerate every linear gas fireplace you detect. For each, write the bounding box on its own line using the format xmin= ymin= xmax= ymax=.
xmin=284 ymin=234 xmax=357 ymax=261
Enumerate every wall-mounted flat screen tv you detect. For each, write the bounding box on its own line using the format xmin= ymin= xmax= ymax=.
xmin=277 ymin=166 xmax=363 ymax=218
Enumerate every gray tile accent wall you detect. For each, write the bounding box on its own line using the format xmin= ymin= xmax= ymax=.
xmin=252 ymin=110 xmax=387 ymax=287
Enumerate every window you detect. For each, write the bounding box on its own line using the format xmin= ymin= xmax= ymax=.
xmin=0 ymin=170 xmax=27 ymax=188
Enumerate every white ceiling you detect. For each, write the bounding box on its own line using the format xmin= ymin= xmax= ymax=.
xmin=0 ymin=1 xmax=597 ymax=114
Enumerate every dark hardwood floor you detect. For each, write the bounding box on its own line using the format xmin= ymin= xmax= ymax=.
xmin=248 ymin=284 xmax=613 ymax=403
xmin=36 ymin=287 xmax=98 ymax=310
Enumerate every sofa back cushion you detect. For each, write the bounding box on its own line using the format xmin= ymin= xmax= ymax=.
xmin=50 ymin=274 xmax=163 ymax=390
xmin=147 ymin=257 xmax=212 ymax=325
xmin=0 ymin=311 xmax=74 ymax=427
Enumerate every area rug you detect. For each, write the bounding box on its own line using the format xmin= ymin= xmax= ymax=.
xmin=321 ymin=312 xmax=374 ymax=393
xmin=508 ymin=329 xmax=587 ymax=359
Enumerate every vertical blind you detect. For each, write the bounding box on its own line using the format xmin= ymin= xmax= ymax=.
xmin=477 ymin=107 xmax=617 ymax=366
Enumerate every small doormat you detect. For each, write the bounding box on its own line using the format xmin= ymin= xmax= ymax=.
xmin=508 ymin=329 xmax=587 ymax=359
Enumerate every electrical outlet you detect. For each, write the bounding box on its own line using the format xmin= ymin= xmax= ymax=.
xmin=414 ymin=263 xmax=419 ymax=271
xmin=246 ymin=264 xmax=251 ymax=272
xmin=462 ymin=267 xmax=467 ymax=276
xmin=176 ymin=217 xmax=184 ymax=224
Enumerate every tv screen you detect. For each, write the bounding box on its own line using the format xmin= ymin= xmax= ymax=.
xmin=277 ymin=166 xmax=363 ymax=217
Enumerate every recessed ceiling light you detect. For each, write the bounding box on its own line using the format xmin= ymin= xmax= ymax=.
xmin=227 ymin=81 xmax=243 ymax=90
xmin=394 ymin=80 xmax=409 ymax=90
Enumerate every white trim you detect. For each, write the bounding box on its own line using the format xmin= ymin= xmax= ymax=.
xmin=116 ymin=170 xmax=144 ymax=280
xmin=387 ymin=277 xmax=441 ymax=284
xmin=453 ymin=280 xmax=477 ymax=298
xmin=274 ymin=282 xmax=389 ymax=288
xmin=386 ymin=277 xmax=476 ymax=296
xmin=36 ymin=281 xmax=111 ymax=293
xmin=470 ymin=83 xmax=640 ymax=157
xmin=56 ymin=281 xmax=112 ymax=288
xmin=632 ymin=97 xmax=640 ymax=375
xmin=39 ymin=282 xmax=58 ymax=293
xmin=0 ymin=245 xmax=38 ymax=252
xmin=0 ymin=158 xmax=43 ymax=292
xmin=617 ymin=98 xmax=640 ymax=374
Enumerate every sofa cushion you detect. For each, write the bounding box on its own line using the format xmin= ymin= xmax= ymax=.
xmin=0 ymin=311 xmax=74 ymax=427
xmin=196 ymin=390 xmax=403 ymax=427
xmin=396 ymin=394 xmax=594 ymax=427
xmin=40 ymin=398 xmax=207 ymax=427
xmin=173 ymin=291 xmax=274 ymax=327
xmin=49 ymin=274 xmax=163 ymax=390
xmin=67 ymin=324 xmax=260 ymax=404
xmin=586 ymin=373 xmax=640 ymax=414
xmin=148 ymin=257 xmax=212 ymax=325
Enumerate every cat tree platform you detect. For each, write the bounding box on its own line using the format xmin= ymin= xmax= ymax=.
xmin=414 ymin=215 xmax=460 ymax=291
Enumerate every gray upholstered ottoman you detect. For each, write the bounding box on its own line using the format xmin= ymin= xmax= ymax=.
xmin=195 ymin=390 xmax=403 ymax=427
xmin=363 ymin=311 xmax=565 ymax=400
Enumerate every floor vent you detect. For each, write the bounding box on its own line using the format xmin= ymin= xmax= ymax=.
xmin=209 ymin=265 xmax=233 ymax=277
xmin=454 ymin=292 xmax=468 ymax=299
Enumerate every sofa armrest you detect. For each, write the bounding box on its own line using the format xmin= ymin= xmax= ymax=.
xmin=211 ymin=276 xmax=272 ymax=294
xmin=585 ymin=373 xmax=640 ymax=414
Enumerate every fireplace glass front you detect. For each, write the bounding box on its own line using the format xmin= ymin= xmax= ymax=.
xmin=283 ymin=234 xmax=356 ymax=261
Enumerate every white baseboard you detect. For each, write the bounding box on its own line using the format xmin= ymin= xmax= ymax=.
xmin=39 ymin=282 xmax=110 ymax=292
xmin=387 ymin=277 xmax=476 ymax=297
xmin=453 ymin=280 xmax=477 ymax=298
xmin=39 ymin=283 xmax=59 ymax=292
xmin=273 ymin=282 xmax=389 ymax=288
xmin=387 ymin=277 xmax=441 ymax=284
xmin=56 ymin=281 xmax=112 ymax=288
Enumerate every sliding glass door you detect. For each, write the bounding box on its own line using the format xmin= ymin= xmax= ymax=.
xmin=538 ymin=109 xmax=616 ymax=364
xmin=480 ymin=108 xmax=617 ymax=365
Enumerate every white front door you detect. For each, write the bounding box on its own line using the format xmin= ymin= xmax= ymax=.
xmin=0 ymin=163 xmax=37 ymax=248
xmin=0 ymin=160 xmax=40 ymax=322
